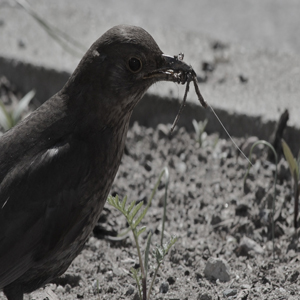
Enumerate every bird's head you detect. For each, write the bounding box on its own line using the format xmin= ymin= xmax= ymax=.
xmin=66 ymin=25 xmax=202 ymax=125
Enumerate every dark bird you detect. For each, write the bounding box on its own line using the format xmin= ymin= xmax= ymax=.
xmin=0 ymin=25 xmax=203 ymax=300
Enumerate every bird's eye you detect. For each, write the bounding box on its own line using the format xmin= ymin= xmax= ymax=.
xmin=127 ymin=57 xmax=142 ymax=73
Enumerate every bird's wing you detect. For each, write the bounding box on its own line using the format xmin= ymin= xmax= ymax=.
xmin=0 ymin=137 xmax=96 ymax=288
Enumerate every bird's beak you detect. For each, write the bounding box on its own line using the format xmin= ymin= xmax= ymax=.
xmin=144 ymin=53 xmax=196 ymax=85
xmin=144 ymin=53 xmax=206 ymax=108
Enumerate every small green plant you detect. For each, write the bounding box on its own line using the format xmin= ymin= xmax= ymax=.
xmin=192 ymin=118 xmax=208 ymax=147
xmin=107 ymin=167 xmax=177 ymax=300
xmin=192 ymin=119 xmax=219 ymax=148
xmin=281 ymin=139 xmax=300 ymax=229
xmin=0 ymin=89 xmax=35 ymax=131
xmin=244 ymin=140 xmax=278 ymax=258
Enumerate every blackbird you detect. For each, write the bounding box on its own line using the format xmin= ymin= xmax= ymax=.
xmin=0 ymin=25 xmax=201 ymax=300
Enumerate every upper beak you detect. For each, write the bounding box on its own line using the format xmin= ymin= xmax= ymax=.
xmin=161 ymin=54 xmax=192 ymax=74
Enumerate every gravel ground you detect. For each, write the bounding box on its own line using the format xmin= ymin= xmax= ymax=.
xmin=0 ymin=77 xmax=299 ymax=300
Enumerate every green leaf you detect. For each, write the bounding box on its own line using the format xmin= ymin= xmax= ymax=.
xmin=154 ymin=236 xmax=178 ymax=265
xmin=12 ymin=90 xmax=35 ymax=123
xmin=117 ymin=227 xmax=131 ymax=238
xmin=107 ymin=194 xmax=117 ymax=207
xmin=107 ymin=194 xmax=127 ymax=215
xmin=121 ymin=195 xmax=127 ymax=210
xmin=155 ymin=246 xmax=164 ymax=264
xmin=0 ymin=102 xmax=10 ymax=131
xmin=130 ymin=267 xmax=139 ymax=277
xmin=192 ymin=119 xmax=200 ymax=136
xmin=126 ymin=200 xmax=136 ymax=215
xmin=132 ymin=205 xmax=148 ymax=230
xmin=107 ymin=194 xmax=113 ymax=204
xmin=282 ymin=139 xmax=299 ymax=181
xmin=164 ymin=236 xmax=178 ymax=253
xmin=136 ymin=226 xmax=147 ymax=237
xmin=128 ymin=201 xmax=143 ymax=223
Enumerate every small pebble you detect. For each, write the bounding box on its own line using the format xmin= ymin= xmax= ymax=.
xmin=204 ymin=257 xmax=231 ymax=282
xmin=56 ymin=285 xmax=65 ymax=293
xmin=159 ymin=281 xmax=169 ymax=293
xmin=125 ymin=285 xmax=135 ymax=296
xmin=223 ymin=288 xmax=237 ymax=297
xmin=198 ymin=292 xmax=212 ymax=300
xmin=167 ymin=276 xmax=176 ymax=285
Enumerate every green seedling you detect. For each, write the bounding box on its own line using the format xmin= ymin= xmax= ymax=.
xmin=192 ymin=118 xmax=208 ymax=147
xmin=192 ymin=119 xmax=219 ymax=148
xmin=0 ymin=89 xmax=35 ymax=131
xmin=107 ymin=167 xmax=177 ymax=300
xmin=281 ymin=139 xmax=300 ymax=229
xmin=244 ymin=140 xmax=278 ymax=259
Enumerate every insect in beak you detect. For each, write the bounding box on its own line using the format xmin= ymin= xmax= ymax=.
xmin=161 ymin=53 xmax=207 ymax=132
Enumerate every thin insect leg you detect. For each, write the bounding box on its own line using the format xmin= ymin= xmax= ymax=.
xmin=170 ymin=79 xmax=191 ymax=133
xmin=192 ymin=72 xmax=207 ymax=108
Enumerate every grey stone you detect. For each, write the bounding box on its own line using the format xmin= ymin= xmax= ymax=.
xmin=204 ymin=257 xmax=231 ymax=282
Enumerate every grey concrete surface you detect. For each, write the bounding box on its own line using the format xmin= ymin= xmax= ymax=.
xmin=0 ymin=0 xmax=299 ymax=151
